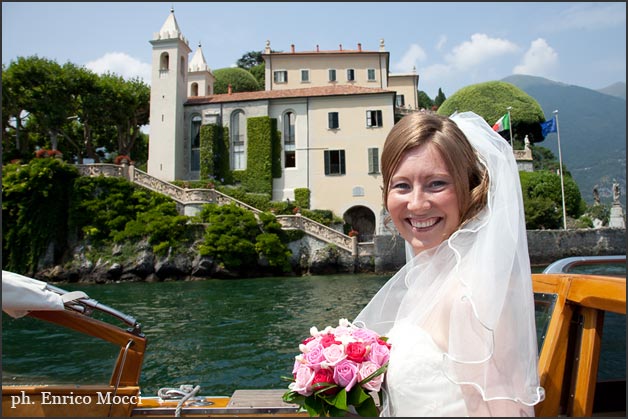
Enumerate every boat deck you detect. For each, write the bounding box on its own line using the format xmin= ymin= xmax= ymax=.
xmin=132 ymin=389 xmax=306 ymax=417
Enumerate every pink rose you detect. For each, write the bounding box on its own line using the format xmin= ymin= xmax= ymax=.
xmin=351 ymin=328 xmax=379 ymax=344
xmin=345 ymin=341 xmax=367 ymax=362
xmin=304 ymin=340 xmax=325 ymax=370
xmin=290 ymin=363 xmax=315 ymax=396
xmin=367 ymin=341 xmax=390 ymax=366
xmin=358 ymin=361 xmax=384 ymax=392
xmin=333 ymin=359 xmax=359 ymax=392
xmin=322 ymin=343 xmax=346 ymax=366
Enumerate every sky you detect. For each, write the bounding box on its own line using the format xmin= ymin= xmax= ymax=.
xmin=2 ymin=2 xmax=626 ymax=99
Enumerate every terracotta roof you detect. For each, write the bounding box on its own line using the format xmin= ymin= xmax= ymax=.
xmin=185 ymin=85 xmax=394 ymax=105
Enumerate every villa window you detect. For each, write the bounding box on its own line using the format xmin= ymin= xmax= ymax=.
xmin=366 ymin=110 xmax=383 ymax=127
xmin=324 ymin=150 xmax=346 ymax=176
xmin=274 ymin=70 xmax=288 ymax=83
xmin=159 ymin=52 xmax=169 ymax=72
xmin=329 ymin=69 xmax=337 ymax=82
xmin=368 ymin=148 xmax=380 ymax=174
xmin=191 ymin=82 xmax=199 ymax=97
xmin=347 ymin=69 xmax=355 ymax=81
xmin=367 ymin=68 xmax=376 ymax=81
xmin=396 ymin=95 xmax=405 ymax=107
xmin=328 ymin=112 xmax=339 ymax=129
xmin=301 ymin=69 xmax=310 ymax=83
xmin=284 ymin=111 xmax=296 ymax=168
xmin=231 ymin=110 xmax=246 ymax=170
xmin=191 ymin=115 xmax=201 ymax=171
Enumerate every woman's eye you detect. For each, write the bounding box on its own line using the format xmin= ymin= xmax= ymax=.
xmin=429 ymin=180 xmax=447 ymax=189
xmin=391 ymin=182 xmax=410 ymax=190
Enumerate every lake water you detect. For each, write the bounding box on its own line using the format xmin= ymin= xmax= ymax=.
xmin=2 ymin=268 xmax=625 ymax=398
xmin=2 ymin=273 xmax=390 ymax=396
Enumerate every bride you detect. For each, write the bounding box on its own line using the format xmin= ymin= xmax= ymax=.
xmin=354 ymin=111 xmax=544 ymax=416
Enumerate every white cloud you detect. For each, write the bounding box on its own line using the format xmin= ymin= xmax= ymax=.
xmin=445 ymin=33 xmax=519 ymax=70
xmin=435 ymin=35 xmax=447 ymax=51
xmin=85 ymin=52 xmax=151 ymax=83
xmin=513 ymin=38 xmax=558 ymax=78
xmin=549 ymin=3 xmax=626 ymax=32
xmin=392 ymin=44 xmax=427 ymax=72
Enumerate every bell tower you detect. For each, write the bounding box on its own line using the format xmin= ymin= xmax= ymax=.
xmin=147 ymin=7 xmax=191 ymax=181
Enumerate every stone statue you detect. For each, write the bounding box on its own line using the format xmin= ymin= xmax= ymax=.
xmin=613 ymin=181 xmax=620 ymax=204
xmin=593 ymin=185 xmax=600 ymax=205
xmin=524 ymin=135 xmax=531 ymax=150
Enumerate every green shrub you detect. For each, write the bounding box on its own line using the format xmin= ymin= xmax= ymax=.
xmin=294 ymin=188 xmax=310 ymax=209
xmin=2 ymin=158 xmax=79 ymax=273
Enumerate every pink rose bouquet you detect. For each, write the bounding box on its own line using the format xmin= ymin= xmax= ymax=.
xmin=282 ymin=318 xmax=390 ymax=417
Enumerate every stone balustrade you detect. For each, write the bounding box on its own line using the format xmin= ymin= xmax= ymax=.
xmin=277 ymin=215 xmax=354 ymax=253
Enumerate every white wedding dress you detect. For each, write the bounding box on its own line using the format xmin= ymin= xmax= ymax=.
xmin=381 ymin=322 xmax=468 ymax=417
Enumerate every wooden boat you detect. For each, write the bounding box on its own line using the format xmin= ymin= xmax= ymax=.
xmin=2 ymin=256 xmax=625 ymax=417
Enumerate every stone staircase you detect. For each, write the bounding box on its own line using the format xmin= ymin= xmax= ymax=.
xmin=75 ymin=162 xmax=363 ymax=256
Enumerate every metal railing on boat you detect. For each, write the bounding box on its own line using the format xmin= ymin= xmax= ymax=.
xmin=542 ymin=255 xmax=626 ymax=274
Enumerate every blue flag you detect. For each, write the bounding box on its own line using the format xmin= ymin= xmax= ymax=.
xmin=540 ymin=117 xmax=557 ymax=137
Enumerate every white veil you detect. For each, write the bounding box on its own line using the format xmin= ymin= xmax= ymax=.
xmin=354 ymin=111 xmax=544 ymax=408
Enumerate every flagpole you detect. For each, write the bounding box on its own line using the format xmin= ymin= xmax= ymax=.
xmin=507 ymin=106 xmax=513 ymax=147
xmin=554 ymin=110 xmax=567 ymax=229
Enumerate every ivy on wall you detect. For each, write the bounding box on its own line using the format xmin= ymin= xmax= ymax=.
xmin=200 ymin=116 xmax=280 ymax=195
xmin=242 ymin=116 xmax=276 ymax=195
xmin=200 ymin=124 xmax=232 ymax=184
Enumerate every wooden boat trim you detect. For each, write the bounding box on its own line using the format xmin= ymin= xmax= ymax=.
xmin=532 ymin=273 xmax=626 ymax=417
xmin=26 ymin=309 xmax=147 ymax=387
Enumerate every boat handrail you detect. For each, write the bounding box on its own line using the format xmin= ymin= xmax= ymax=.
xmin=542 ymin=255 xmax=626 ymax=274
xmin=45 ymin=283 xmax=143 ymax=335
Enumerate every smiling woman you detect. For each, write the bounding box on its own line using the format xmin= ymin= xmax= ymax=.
xmin=355 ymin=112 xmax=543 ymax=416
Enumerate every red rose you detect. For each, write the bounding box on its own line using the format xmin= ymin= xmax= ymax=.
xmin=320 ymin=334 xmax=341 ymax=348
xmin=345 ymin=341 xmax=367 ymax=362
xmin=311 ymin=369 xmax=338 ymax=395
xmin=302 ymin=336 xmax=315 ymax=345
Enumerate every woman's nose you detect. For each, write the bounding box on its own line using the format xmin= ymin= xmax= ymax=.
xmin=407 ymin=188 xmax=430 ymax=211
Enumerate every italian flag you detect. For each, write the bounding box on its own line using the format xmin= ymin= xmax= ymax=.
xmin=492 ymin=113 xmax=510 ymax=132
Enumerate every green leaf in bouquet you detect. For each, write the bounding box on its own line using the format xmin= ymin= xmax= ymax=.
xmin=304 ymin=395 xmax=324 ymax=416
xmin=321 ymin=388 xmax=347 ymax=410
xmin=347 ymin=385 xmax=370 ymax=407
xmin=354 ymin=395 xmax=379 ymax=417
xmin=282 ymin=390 xmax=305 ymax=405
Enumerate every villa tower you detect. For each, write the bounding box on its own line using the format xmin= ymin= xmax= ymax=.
xmin=148 ymin=8 xmax=192 ymax=181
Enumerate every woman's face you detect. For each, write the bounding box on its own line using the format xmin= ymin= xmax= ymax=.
xmin=386 ymin=142 xmax=461 ymax=255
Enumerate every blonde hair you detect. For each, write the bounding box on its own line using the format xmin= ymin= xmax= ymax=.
xmin=381 ymin=112 xmax=489 ymax=229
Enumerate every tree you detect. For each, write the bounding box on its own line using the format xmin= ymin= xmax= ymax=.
xmin=89 ymin=73 xmax=150 ymax=158
xmin=213 ymin=67 xmax=262 ymax=94
xmin=417 ymin=90 xmax=434 ymax=110
xmin=436 ymin=81 xmax=546 ymax=144
xmin=236 ymin=51 xmax=264 ymax=69
xmin=1 ymin=56 xmax=79 ymax=155
xmin=520 ymin=170 xmax=586 ymax=229
xmin=434 ymin=88 xmax=447 ymax=107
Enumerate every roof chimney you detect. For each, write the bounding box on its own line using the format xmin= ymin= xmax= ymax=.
xmin=339 ymin=44 xmax=343 ymax=51
xmin=357 ymin=43 xmax=362 ymax=52
xmin=228 ymin=84 xmax=232 ymax=95
xmin=291 ymin=44 xmax=295 ymax=53
xmin=316 ymin=44 xmax=320 ymax=52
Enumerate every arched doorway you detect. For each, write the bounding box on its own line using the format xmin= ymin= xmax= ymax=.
xmin=343 ymin=206 xmax=376 ymax=242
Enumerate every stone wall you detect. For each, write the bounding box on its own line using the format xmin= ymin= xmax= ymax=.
xmin=526 ymin=228 xmax=626 ymax=266
xmin=372 ymin=228 xmax=626 ymax=273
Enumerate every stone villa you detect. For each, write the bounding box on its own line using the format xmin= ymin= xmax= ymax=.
xmin=148 ymin=8 xmax=419 ymax=239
